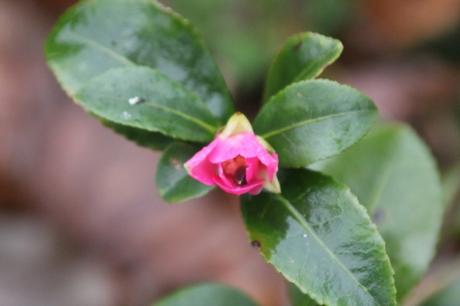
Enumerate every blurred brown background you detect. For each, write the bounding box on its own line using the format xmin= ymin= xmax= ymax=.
xmin=1 ymin=0 xmax=460 ymax=306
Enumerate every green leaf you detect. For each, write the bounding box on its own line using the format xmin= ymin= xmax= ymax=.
xmin=153 ymin=283 xmax=258 ymax=306
xmin=101 ymin=119 xmax=173 ymax=150
xmin=241 ymin=169 xmax=396 ymax=306
xmin=45 ymin=0 xmax=233 ymax=144
xmin=312 ymin=123 xmax=443 ymax=300
xmin=264 ymin=32 xmax=343 ymax=100
xmin=76 ymin=66 xmax=220 ymax=142
xmin=156 ymin=142 xmax=213 ymax=203
xmin=254 ymin=80 xmax=377 ymax=168
xmin=289 ymin=284 xmax=322 ymax=306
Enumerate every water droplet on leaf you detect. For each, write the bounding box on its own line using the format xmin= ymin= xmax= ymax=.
xmin=122 ymin=111 xmax=132 ymax=120
xmin=170 ymin=158 xmax=182 ymax=170
xmin=128 ymin=96 xmax=144 ymax=105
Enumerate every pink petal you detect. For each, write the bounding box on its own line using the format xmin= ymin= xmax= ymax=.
xmin=248 ymin=184 xmax=264 ymax=195
xmin=184 ymin=138 xmax=221 ymax=185
xmin=245 ymin=157 xmax=262 ymax=182
xmin=214 ymin=160 xmax=265 ymax=195
xmin=216 ymin=163 xmax=236 ymax=188
xmin=213 ymin=176 xmax=264 ymax=195
xmin=263 ymin=153 xmax=278 ymax=180
xmin=184 ymin=130 xmax=279 ymax=196
xmin=209 ymin=133 xmax=279 ymax=181
xmin=208 ymin=133 xmax=268 ymax=163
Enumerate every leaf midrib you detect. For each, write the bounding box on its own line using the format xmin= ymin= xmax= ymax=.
xmin=67 ymin=32 xmax=135 ymax=66
xmin=138 ymin=100 xmax=217 ymax=134
xmin=260 ymin=109 xmax=372 ymax=139
xmin=276 ymin=194 xmax=378 ymax=305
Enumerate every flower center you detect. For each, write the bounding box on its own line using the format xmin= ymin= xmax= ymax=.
xmin=222 ymin=155 xmax=247 ymax=186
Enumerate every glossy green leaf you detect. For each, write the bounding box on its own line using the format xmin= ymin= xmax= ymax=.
xmin=241 ymin=169 xmax=396 ymax=306
xmin=156 ymin=142 xmax=213 ymax=203
xmin=254 ymin=80 xmax=377 ymax=168
xmin=45 ymin=0 xmax=233 ymax=144
xmin=153 ymin=283 xmax=258 ymax=306
xmin=264 ymin=32 xmax=343 ymax=100
xmin=312 ymin=123 xmax=443 ymax=300
xmin=76 ymin=66 xmax=220 ymax=142
xmin=101 ymin=119 xmax=173 ymax=150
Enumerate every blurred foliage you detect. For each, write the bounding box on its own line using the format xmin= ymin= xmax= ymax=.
xmin=456 ymin=101 xmax=460 ymax=129
xmin=164 ymin=0 xmax=355 ymax=89
xmin=403 ymin=258 xmax=460 ymax=306
xmin=313 ymin=123 xmax=443 ymax=300
xmin=443 ymin=163 xmax=460 ymax=209
xmin=6 ymin=0 xmax=460 ymax=305
xmin=421 ymin=26 xmax=460 ymax=63
xmin=304 ymin=0 xmax=356 ymax=34
xmin=443 ymin=164 xmax=460 ymax=237
xmin=421 ymin=278 xmax=460 ymax=306
xmin=153 ymin=283 xmax=258 ymax=306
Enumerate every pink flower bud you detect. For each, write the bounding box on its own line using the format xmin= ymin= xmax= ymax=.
xmin=184 ymin=113 xmax=280 ymax=195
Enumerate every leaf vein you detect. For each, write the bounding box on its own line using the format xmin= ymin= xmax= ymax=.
xmin=261 ymin=109 xmax=372 ymax=139
xmin=141 ymin=101 xmax=217 ymax=134
xmin=67 ymin=32 xmax=136 ymax=66
xmin=276 ymin=195 xmax=378 ymax=305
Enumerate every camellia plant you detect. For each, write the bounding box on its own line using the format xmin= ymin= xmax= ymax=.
xmin=45 ymin=0 xmax=444 ymax=305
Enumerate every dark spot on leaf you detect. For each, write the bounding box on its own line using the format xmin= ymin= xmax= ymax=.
xmin=372 ymin=208 xmax=385 ymax=224
xmin=251 ymin=240 xmax=261 ymax=249
xmin=170 ymin=158 xmax=182 ymax=170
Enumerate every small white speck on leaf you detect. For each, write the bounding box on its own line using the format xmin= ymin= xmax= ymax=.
xmin=122 ymin=111 xmax=132 ymax=120
xmin=128 ymin=96 xmax=144 ymax=105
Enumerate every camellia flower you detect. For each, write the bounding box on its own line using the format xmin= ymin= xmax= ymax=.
xmin=184 ymin=113 xmax=280 ymax=195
